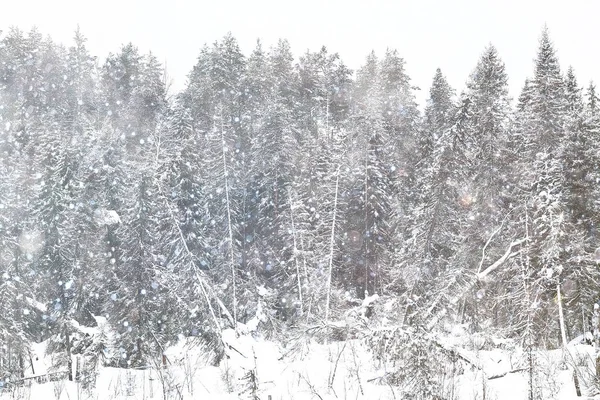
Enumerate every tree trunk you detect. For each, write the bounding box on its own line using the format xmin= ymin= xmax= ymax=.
xmin=220 ymin=105 xmax=237 ymax=330
xmin=325 ymin=165 xmax=341 ymax=326
xmin=18 ymin=353 xmax=24 ymax=379
xmin=558 ymin=284 xmax=581 ymax=396
xmin=65 ymin=325 xmax=73 ymax=381
xmin=594 ymin=303 xmax=600 ymax=380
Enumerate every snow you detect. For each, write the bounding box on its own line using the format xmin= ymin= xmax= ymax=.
xmin=568 ymin=332 xmax=593 ymax=347
xmin=2 ymin=332 xmax=598 ymax=400
xmin=594 ymin=247 xmax=600 ymax=262
xmin=25 ymin=296 xmax=48 ymax=313
xmin=1 ymin=21 xmax=600 ymax=400
xmin=93 ymin=209 xmax=121 ymax=226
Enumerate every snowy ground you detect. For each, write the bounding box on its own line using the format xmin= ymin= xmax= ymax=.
xmin=1 ymin=329 xmax=599 ymax=399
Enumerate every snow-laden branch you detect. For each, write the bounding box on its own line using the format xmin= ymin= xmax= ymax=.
xmin=426 ymin=237 xmax=525 ymax=330
xmin=151 ymin=122 xmax=232 ymax=333
xmin=477 ymin=209 xmax=516 ymax=275
xmin=476 ymin=238 xmax=526 ymax=281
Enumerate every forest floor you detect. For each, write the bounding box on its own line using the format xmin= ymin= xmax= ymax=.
xmin=0 ymin=325 xmax=598 ymax=400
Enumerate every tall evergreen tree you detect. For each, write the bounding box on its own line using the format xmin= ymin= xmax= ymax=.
xmin=511 ymin=29 xmax=589 ymax=346
xmin=421 ymin=68 xmax=455 ymax=161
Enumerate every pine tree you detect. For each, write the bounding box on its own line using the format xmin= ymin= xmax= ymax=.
xmin=0 ymin=159 xmax=38 ymax=380
xmin=531 ymin=27 xmax=566 ymax=149
xmin=394 ymin=69 xmax=456 ymax=320
xmin=32 ymin=112 xmax=82 ymax=380
xmin=297 ymin=46 xmax=352 ymax=139
xmin=456 ymin=45 xmax=514 ymax=329
xmin=160 ymin=105 xmax=227 ymax=356
xmin=341 ymin=51 xmax=393 ymax=299
xmin=246 ymin=40 xmax=302 ymax=321
xmin=510 ymin=28 xmax=588 ymax=347
xmin=181 ymin=34 xmax=249 ymax=329
xmin=562 ymin=67 xmax=591 ymax=237
xmin=585 ymin=82 xmax=600 ymax=232
xmin=421 ymin=68 xmax=455 ymax=161
xmin=295 ymin=45 xmax=352 ymax=318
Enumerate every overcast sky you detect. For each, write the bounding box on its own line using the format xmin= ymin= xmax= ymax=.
xmin=2 ymin=0 xmax=598 ymax=107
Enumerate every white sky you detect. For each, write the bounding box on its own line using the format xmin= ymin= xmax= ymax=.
xmin=2 ymin=0 xmax=598 ymax=107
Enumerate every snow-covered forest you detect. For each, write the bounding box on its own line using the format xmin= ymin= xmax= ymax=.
xmin=1 ymin=25 xmax=600 ymax=399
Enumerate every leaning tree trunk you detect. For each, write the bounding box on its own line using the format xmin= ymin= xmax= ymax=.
xmin=557 ymin=284 xmax=580 ymax=396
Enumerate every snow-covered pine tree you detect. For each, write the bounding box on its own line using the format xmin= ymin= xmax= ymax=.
xmin=245 ymin=40 xmax=302 ymax=323
xmin=0 ymin=159 xmax=37 ymax=381
xmin=341 ymin=51 xmax=390 ymax=300
xmin=404 ymin=44 xmax=513 ymax=331
xmin=585 ymin=82 xmax=600 ymax=232
xmin=0 ymin=28 xmax=51 ymax=379
xmin=409 ymin=92 xmax=475 ymax=325
xmin=18 ymin=34 xmax=105 ymax=380
xmin=159 ymin=104 xmax=229 ymax=362
xmin=557 ymin=67 xmax=600 ymax=339
xmin=31 ymin=106 xmax=82 ymax=381
xmin=293 ymin=45 xmax=353 ymax=324
xmin=562 ymin=67 xmax=587 ymax=228
xmin=453 ymin=45 xmax=514 ymax=331
xmin=378 ymin=49 xmax=421 ymax=295
xmin=181 ymin=34 xmax=249 ymax=329
xmin=297 ymin=46 xmax=352 ymax=140
xmin=510 ymin=28 xmax=588 ymax=348
xmin=421 ymin=68 xmax=456 ymax=162
xmin=99 ymin=47 xmax=173 ymax=368
xmin=393 ymin=68 xmax=456 ymax=322
xmin=96 ymin=44 xmax=144 ymax=325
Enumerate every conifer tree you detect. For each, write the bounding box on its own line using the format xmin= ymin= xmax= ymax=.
xmin=421 ymin=68 xmax=455 ymax=161
xmin=511 ymin=29 xmax=588 ymax=346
